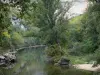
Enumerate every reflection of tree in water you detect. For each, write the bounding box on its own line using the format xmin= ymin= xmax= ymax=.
xmin=13 ymin=48 xmax=45 ymax=75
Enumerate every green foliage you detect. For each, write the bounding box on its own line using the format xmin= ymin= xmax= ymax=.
xmin=11 ymin=32 xmax=24 ymax=47
xmin=67 ymin=2 xmax=100 ymax=65
xmin=81 ymin=4 xmax=100 ymax=53
xmin=68 ymin=3 xmax=100 ymax=55
xmin=69 ymin=2 xmax=100 ymax=63
xmin=90 ymin=49 xmax=100 ymax=63
xmin=0 ymin=5 xmax=11 ymax=48
xmin=35 ymin=0 xmax=69 ymax=46
xmin=45 ymin=45 xmax=64 ymax=57
xmin=69 ymin=15 xmax=83 ymax=26
xmin=0 ymin=0 xmax=33 ymax=49
xmin=88 ymin=0 xmax=100 ymax=3
xmin=24 ymin=27 xmax=40 ymax=37
xmin=24 ymin=37 xmax=41 ymax=46
xmin=68 ymin=15 xmax=84 ymax=55
xmin=69 ymin=15 xmax=83 ymax=42
xmin=0 ymin=5 xmax=11 ymax=30
xmin=68 ymin=55 xmax=90 ymax=64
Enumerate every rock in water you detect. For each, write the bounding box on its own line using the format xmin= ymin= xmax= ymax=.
xmin=0 ymin=56 xmax=7 ymax=67
xmin=4 ymin=52 xmax=16 ymax=63
xmin=56 ymin=57 xmax=70 ymax=68
xmin=0 ymin=52 xmax=16 ymax=67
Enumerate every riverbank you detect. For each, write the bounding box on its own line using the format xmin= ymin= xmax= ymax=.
xmin=74 ymin=64 xmax=100 ymax=72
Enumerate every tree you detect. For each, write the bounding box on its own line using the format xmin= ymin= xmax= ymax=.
xmin=0 ymin=0 xmax=31 ymax=49
xmin=0 ymin=3 xmax=11 ymax=48
xmin=37 ymin=0 xmax=72 ymax=46
xmin=78 ymin=1 xmax=100 ymax=64
xmin=89 ymin=0 xmax=100 ymax=3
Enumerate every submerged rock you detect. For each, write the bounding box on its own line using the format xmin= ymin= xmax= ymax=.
xmin=46 ymin=56 xmax=71 ymax=68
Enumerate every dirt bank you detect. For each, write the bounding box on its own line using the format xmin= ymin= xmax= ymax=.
xmin=74 ymin=64 xmax=100 ymax=72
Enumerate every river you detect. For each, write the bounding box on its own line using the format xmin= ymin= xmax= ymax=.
xmin=0 ymin=48 xmax=93 ymax=75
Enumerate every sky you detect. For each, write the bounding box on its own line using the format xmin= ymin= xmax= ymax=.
xmin=62 ymin=0 xmax=88 ymax=17
xmin=70 ymin=0 xmax=88 ymax=14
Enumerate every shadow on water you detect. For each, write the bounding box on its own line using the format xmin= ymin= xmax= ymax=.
xmin=0 ymin=48 xmax=93 ymax=75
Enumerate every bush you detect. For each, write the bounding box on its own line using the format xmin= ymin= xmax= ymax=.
xmin=11 ymin=32 xmax=24 ymax=47
xmin=45 ymin=45 xmax=64 ymax=57
xmin=45 ymin=44 xmax=64 ymax=62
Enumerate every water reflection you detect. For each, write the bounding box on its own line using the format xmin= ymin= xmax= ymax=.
xmin=0 ymin=48 xmax=92 ymax=75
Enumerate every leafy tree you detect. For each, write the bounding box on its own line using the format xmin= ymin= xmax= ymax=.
xmin=68 ymin=15 xmax=83 ymax=55
xmin=0 ymin=3 xmax=11 ymax=48
xmin=89 ymin=0 xmax=100 ymax=3
xmin=11 ymin=32 xmax=24 ymax=47
xmin=37 ymin=0 xmax=72 ymax=47
xmin=76 ymin=1 xmax=100 ymax=64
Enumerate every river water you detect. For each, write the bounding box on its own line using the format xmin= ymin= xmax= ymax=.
xmin=0 ymin=48 xmax=93 ymax=75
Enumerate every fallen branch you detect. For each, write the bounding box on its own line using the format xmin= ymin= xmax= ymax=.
xmin=17 ymin=45 xmax=45 ymax=51
xmin=8 ymin=45 xmax=46 ymax=54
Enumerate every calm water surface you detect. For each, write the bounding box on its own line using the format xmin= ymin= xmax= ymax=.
xmin=0 ymin=48 xmax=93 ymax=75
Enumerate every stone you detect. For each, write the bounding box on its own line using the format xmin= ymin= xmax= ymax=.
xmin=56 ymin=57 xmax=70 ymax=68
xmin=0 ymin=56 xmax=5 ymax=59
xmin=0 ymin=52 xmax=16 ymax=67
xmin=4 ymin=52 xmax=16 ymax=63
